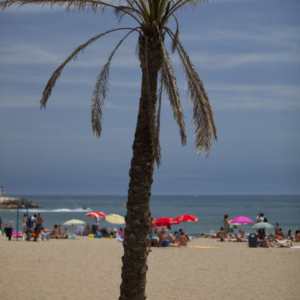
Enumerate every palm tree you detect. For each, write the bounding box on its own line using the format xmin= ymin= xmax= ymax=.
xmin=1 ymin=0 xmax=217 ymax=298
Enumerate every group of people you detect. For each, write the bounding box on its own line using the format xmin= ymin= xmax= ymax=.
xmin=21 ymin=213 xmax=69 ymax=240
xmin=83 ymin=222 xmax=125 ymax=239
xmin=147 ymin=217 xmax=190 ymax=251
xmin=217 ymin=213 xmax=300 ymax=247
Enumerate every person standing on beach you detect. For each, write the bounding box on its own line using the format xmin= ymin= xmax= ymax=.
xmin=148 ymin=217 xmax=157 ymax=252
xmin=31 ymin=214 xmax=37 ymax=229
xmin=256 ymin=213 xmax=263 ymax=223
xmin=275 ymin=223 xmax=280 ymax=235
xmin=223 ymin=215 xmax=229 ymax=237
xmin=0 ymin=214 xmax=3 ymax=232
xmin=37 ymin=213 xmax=43 ymax=228
xmin=22 ymin=214 xmax=27 ymax=234
xmin=94 ymin=216 xmax=100 ymax=229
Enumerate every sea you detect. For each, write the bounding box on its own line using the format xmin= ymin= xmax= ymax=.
xmin=1 ymin=195 xmax=299 ymax=237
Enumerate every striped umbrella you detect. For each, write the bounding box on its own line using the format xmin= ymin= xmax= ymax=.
xmin=251 ymin=222 xmax=273 ymax=230
xmin=85 ymin=212 xmax=106 ymax=218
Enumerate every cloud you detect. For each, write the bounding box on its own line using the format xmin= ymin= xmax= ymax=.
xmin=182 ymin=26 xmax=300 ymax=49
xmin=189 ymin=51 xmax=299 ymax=69
xmin=0 ymin=44 xmax=62 ymax=65
xmin=208 ymin=84 xmax=300 ymax=111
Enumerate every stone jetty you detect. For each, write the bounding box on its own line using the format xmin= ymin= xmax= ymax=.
xmin=0 ymin=197 xmax=39 ymax=209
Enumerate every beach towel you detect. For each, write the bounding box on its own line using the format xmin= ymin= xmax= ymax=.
xmin=192 ymin=246 xmax=219 ymax=249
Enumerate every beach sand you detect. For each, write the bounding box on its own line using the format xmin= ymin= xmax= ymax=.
xmin=1 ymin=235 xmax=299 ymax=300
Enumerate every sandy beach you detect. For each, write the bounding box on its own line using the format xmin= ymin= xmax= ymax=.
xmin=1 ymin=235 xmax=299 ymax=300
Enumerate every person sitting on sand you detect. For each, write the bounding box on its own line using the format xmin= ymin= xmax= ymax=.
xmin=239 ymin=229 xmax=246 ymax=239
xmin=269 ymin=234 xmax=292 ymax=248
xmin=216 ymin=227 xmax=224 ymax=238
xmin=234 ymin=234 xmax=246 ymax=242
xmin=277 ymin=228 xmax=284 ymax=237
xmin=63 ymin=228 xmax=69 ymax=238
xmin=84 ymin=223 xmax=91 ymax=235
xmin=50 ymin=224 xmax=61 ymax=239
xmin=286 ymin=230 xmax=294 ymax=241
xmin=258 ymin=235 xmax=273 ymax=248
xmin=294 ymin=231 xmax=300 ymax=242
xmin=200 ymin=233 xmax=206 ymax=238
xmin=177 ymin=231 xmax=188 ymax=246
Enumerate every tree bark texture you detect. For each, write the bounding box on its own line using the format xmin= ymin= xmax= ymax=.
xmin=119 ymin=29 xmax=163 ymax=300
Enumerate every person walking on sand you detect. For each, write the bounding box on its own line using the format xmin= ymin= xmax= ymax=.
xmin=148 ymin=217 xmax=157 ymax=252
xmin=223 ymin=215 xmax=229 ymax=237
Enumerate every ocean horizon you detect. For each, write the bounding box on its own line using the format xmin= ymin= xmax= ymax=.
xmin=1 ymin=195 xmax=299 ymax=237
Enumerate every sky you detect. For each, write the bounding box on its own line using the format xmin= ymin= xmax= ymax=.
xmin=0 ymin=0 xmax=299 ymax=196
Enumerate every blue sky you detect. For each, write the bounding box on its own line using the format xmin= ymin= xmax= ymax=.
xmin=0 ymin=0 xmax=299 ymax=195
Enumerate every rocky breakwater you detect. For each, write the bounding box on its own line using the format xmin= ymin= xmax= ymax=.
xmin=0 ymin=197 xmax=39 ymax=209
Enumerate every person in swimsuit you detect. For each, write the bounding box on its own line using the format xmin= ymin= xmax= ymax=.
xmin=50 ymin=224 xmax=61 ymax=239
xmin=177 ymin=231 xmax=188 ymax=246
xmin=148 ymin=217 xmax=157 ymax=251
xmin=22 ymin=214 xmax=27 ymax=234
xmin=223 ymin=215 xmax=229 ymax=237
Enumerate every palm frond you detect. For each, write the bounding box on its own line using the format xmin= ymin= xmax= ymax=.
xmin=171 ymin=15 xmax=179 ymax=54
xmin=166 ymin=27 xmax=217 ymax=156
xmin=40 ymin=27 xmax=138 ymax=110
xmin=0 ymin=0 xmax=143 ymax=25
xmin=113 ymin=5 xmax=141 ymax=24
xmin=0 ymin=0 xmax=104 ymax=12
xmin=92 ymin=28 xmax=137 ymax=137
xmin=157 ymin=27 xmax=187 ymax=146
xmin=161 ymin=0 xmax=209 ymax=27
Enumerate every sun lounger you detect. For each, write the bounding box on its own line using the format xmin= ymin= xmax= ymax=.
xmin=40 ymin=231 xmax=50 ymax=241
xmin=11 ymin=232 xmax=25 ymax=241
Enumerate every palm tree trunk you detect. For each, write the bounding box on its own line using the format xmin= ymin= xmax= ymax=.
xmin=119 ymin=30 xmax=163 ymax=300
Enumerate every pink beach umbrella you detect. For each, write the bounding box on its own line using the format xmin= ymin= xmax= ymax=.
xmin=230 ymin=216 xmax=253 ymax=225
xmin=85 ymin=212 xmax=106 ymax=218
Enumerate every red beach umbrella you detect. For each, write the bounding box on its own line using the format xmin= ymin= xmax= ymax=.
xmin=85 ymin=212 xmax=106 ymax=218
xmin=155 ymin=217 xmax=180 ymax=227
xmin=174 ymin=215 xmax=199 ymax=232
xmin=175 ymin=214 xmax=199 ymax=223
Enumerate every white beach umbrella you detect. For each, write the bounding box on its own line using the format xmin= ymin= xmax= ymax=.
xmin=105 ymin=214 xmax=125 ymax=225
xmin=63 ymin=219 xmax=85 ymax=232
